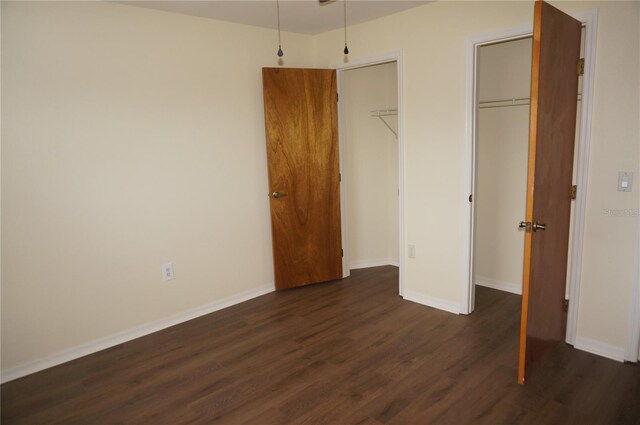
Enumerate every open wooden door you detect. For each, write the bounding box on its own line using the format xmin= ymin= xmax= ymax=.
xmin=518 ymin=1 xmax=581 ymax=384
xmin=262 ymin=68 xmax=343 ymax=290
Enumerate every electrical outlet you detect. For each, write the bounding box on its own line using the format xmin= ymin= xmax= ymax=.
xmin=162 ymin=262 xmax=175 ymax=281
xmin=408 ymin=244 xmax=416 ymax=259
xmin=618 ymin=171 xmax=633 ymax=192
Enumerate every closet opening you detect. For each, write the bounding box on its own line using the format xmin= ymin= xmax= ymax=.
xmin=336 ymin=54 xmax=404 ymax=295
xmin=474 ymin=37 xmax=538 ymax=305
xmin=469 ymin=28 xmax=585 ymax=314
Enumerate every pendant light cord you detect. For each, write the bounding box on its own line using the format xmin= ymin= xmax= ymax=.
xmin=343 ymin=0 xmax=349 ymax=55
xmin=277 ymin=0 xmax=283 ymax=57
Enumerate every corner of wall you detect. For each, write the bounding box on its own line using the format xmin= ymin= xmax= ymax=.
xmin=403 ymin=289 xmax=460 ymax=315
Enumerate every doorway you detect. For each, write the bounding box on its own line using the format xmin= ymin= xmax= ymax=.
xmin=472 ymin=29 xmax=586 ymax=308
xmin=342 ymin=63 xmax=398 ymax=270
xmin=473 ymin=37 xmax=534 ymax=299
xmin=461 ymin=13 xmax=597 ymax=349
xmin=335 ymin=52 xmax=405 ymax=296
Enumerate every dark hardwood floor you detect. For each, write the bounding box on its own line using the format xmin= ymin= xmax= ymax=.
xmin=2 ymin=266 xmax=639 ymax=424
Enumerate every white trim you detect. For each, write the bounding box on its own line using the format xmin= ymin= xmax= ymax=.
xmin=475 ymin=276 xmax=522 ymax=295
xmin=333 ymin=50 xmax=406 ymax=297
xmin=336 ymin=68 xmax=351 ymax=280
xmin=1 ymin=284 xmax=275 ymax=384
xmin=626 ymin=210 xmax=640 ymax=362
xmin=332 ymin=51 xmax=400 ymax=71
xmin=574 ymin=336 xmax=626 ymax=363
xmin=460 ymin=34 xmax=475 ymax=316
xmin=626 ymin=39 xmax=640 ymax=359
xmin=403 ymin=290 xmax=460 ymax=315
xmin=565 ymin=9 xmax=598 ymax=346
xmin=350 ymin=258 xmax=399 ymax=270
xmin=461 ymin=11 xmax=598 ymax=354
xmin=397 ymin=51 xmax=406 ymax=299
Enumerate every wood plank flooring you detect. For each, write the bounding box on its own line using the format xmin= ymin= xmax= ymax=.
xmin=2 ymin=266 xmax=639 ymax=424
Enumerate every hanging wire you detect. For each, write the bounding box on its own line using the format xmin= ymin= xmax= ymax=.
xmin=276 ymin=0 xmax=283 ymax=57
xmin=343 ymin=0 xmax=349 ymax=55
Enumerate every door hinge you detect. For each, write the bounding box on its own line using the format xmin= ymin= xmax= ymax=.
xmin=469 ymin=194 xmax=473 ymax=203
xmin=339 ymin=173 xmax=342 ymax=182
xmin=341 ymin=248 xmax=344 ymax=257
xmin=563 ymin=299 xmax=569 ymax=312
xmin=570 ymin=185 xmax=577 ymax=200
xmin=577 ymin=58 xmax=585 ymax=76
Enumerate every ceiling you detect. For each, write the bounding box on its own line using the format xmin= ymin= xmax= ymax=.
xmin=115 ymin=1 xmax=430 ymax=35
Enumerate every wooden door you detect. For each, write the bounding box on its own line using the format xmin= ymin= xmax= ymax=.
xmin=518 ymin=1 xmax=581 ymax=384
xmin=262 ymin=68 xmax=343 ymax=290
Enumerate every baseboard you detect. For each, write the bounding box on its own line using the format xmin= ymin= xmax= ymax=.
xmin=475 ymin=276 xmax=522 ymax=295
xmin=403 ymin=290 xmax=460 ymax=314
xmin=573 ymin=336 xmax=626 ymax=363
xmin=350 ymin=258 xmax=399 ymax=270
xmin=1 ymin=283 xmax=275 ymax=384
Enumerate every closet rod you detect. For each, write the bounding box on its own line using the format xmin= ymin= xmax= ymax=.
xmin=370 ymin=108 xmax=398 ymax=117
xmin=478 ymin=93 xmax=582 ymax=109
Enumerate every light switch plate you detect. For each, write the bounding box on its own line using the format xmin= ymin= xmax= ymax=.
xmin=618 ymin=171 xmax=633 ymax=192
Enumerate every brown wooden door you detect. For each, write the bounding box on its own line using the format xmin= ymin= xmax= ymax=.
xmin=262 ymin=68 xmax=343 ymax=290
xmin=518 ymin=1 xmax=581 ymax=384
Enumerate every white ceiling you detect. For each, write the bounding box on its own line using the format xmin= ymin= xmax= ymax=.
xmin=115 ymin=1 xmax=430 ymax=35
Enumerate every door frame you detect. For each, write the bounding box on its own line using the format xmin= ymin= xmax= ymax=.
xmin=332 ymin=50 xmax=406 ymax=296
xmin=460 ymin=10 xmax=598 ymax=350
xmin=628 ymin=222 xmax=640 ymax=361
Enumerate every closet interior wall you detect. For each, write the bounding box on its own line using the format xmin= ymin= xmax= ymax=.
xmin=475 ymin=38 xmax=532 ymax=295
xmin=342 ymin=63 xmax=399 ymax=269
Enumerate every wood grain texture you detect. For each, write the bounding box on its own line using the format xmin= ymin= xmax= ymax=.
xmin=262 ymin=68 xmax=342 ymax=290
xmin=519 ymin=0 xmax=582 ymax=384
xmin=3 ymin=267 xmax=639 ymax=424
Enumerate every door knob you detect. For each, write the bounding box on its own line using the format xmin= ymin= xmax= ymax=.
xmin=532 ymin=221 xmax=546 ymax=232
xmin=518 ymin=221 xmax=531 ymax=231
xmin=272 ymin=191 xmax=287 ymax=199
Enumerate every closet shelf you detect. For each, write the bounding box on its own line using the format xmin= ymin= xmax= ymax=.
xmin=370 ymin=109 xmax=398 ymax=138
xmin=371 ymin=108 xmax=398 ymax=117
xmin=478 ymin=93 xmax=582 ymax=109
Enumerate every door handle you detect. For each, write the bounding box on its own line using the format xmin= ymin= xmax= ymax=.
xmin=272 ymin=191 xmax=287 ymax=199
xmin=518 ymin=221 xmax=546 ymax=232
xmin=532 ymin=221 xmax=546 ymax=232
xmin=518 ymin=221 xmax=531 ymax=232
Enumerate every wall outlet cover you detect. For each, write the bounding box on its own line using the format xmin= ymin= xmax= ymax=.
xmin=162 ymin=262 xmax=175 ymax=281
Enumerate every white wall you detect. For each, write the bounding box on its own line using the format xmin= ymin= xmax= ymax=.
xmin=342 ymin=63 xmax=398 ymax=269
xmin=574 ymin=2 xmax=639 ymax=358
xmin=313 ymin=1 xmax=639 ymax=353
xmin=474 ymin=38 xmax=531 ymax=293
xmin=1 ymin=1 xmax=314 ymax=373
